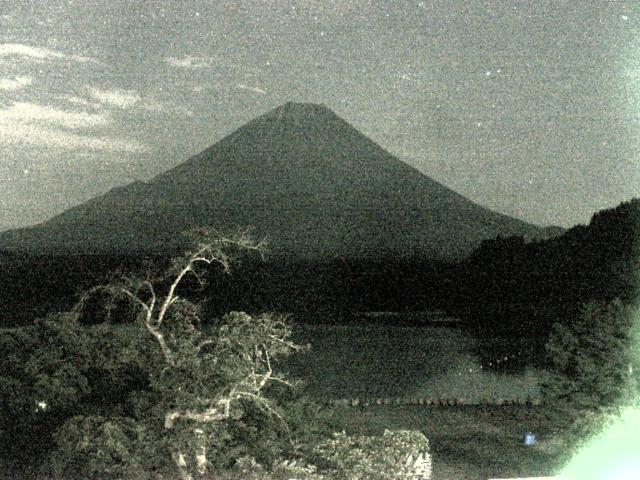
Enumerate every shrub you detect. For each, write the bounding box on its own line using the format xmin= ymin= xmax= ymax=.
xmin=313 ymin=429 xmax=431 ymax=479
xmin=542 ymin=298 xmax=640 ymax=444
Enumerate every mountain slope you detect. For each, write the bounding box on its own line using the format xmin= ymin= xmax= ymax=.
xmin=0 ymin=102 xmax=562 ymax=259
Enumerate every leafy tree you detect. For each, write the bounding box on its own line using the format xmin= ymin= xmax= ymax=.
xmin=542 ymin=298 xmax=640 ymax=445
xmin=0 ymin=312 xmax=107 ymax=474
xmin=38 ymin=229 xmax=313 ymax=480
xmin=3 ymin=228 xmax=432 ymax=479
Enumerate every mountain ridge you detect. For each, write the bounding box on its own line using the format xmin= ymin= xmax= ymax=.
xmin=0 ymin=102 xmax=564 ymax=259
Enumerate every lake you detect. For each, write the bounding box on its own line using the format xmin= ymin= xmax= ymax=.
xmin=282 ymin=321 xmax=541 ymax=402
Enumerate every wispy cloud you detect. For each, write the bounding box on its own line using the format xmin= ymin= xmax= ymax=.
xmin=70 ymin=54 xmax=98 ymax=63
xmin=0 ymin=102 xmax=109 ymax=129
xmin=237 ymin=83 xmax=267 ymax=95
xmin=0 ymin=43 xmax=64 ymax=60
xmin=165 ymin=55 xmax=211 ymax=69
xmin=56 ymin=95 xmax=101 ymax=109
xmin=0 ymin=76 xmax=33 ymax=91
xmin=0 ymin=43 xmax=97 ymax=63
xmin=0 ymin=102 xmax=146 ymax=153
xmin=0 ymin=122 xmax=147 ymax=152
xmin=140 ymin=100 xmax=193 ymax=117
xmin=87 ymin=87 xmax=140 ymax=109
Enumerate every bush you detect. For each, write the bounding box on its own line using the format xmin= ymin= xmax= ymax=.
xmin=47 ymin=415 xmax=167 ymax=480
xmin=313 ymin=429 xmax=431 ymax=479
xmin=542 ymin=298 xmax=640 ymax=443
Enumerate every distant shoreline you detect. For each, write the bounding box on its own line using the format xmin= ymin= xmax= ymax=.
xmin=290 ymin=310 xmax=466 ymax=328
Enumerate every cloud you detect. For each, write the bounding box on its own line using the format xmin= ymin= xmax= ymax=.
xmin=69 ymin=54 xmax=98 ymax=63
xmin=166 ymin=55 xmax=211 ymax=69
xmin=56 ymin=95 xmax=101 ymax=109
xmin=0 ymin=43 xmax=97 ymax=63
xmin=0 ymin=43 xmax=65 ymax=60
xmin=0 ymin=102 xmax=109 ymax=129
xmin=87 ymin=87 xmax=140 ymax=109
xmin=140 ymin=100 xmax=193 ymax=117
xmin=0 ymin=121 xmax=147 ymax=152
xmin=237 ymin=83 xmax=267 ymax=95
xmin=0 ymin=101 xmax=146 ymax=153
xmin=0 ymin=76 xmax=33 ymax=91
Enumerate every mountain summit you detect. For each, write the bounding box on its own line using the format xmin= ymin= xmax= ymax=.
xmin=0 ymin=102 xmax=561 ymax=258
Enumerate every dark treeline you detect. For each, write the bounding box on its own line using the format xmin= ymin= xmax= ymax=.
xmin=0 ymin=252 xmax=170 ymax=327
xmin=2 ymin=199 xmax=638 ymax=370
xmin=201 ymin=254 xmax=455 ymax=321
xmin=0 ymin=249 xmax=452 ymax=327
xmin=459 ymin=198 xmax=639 ymax=332
xmin=455 ymin=198 xmax=639 ymax=370
xmin=449 ymin=199 xmax=640 ymax=369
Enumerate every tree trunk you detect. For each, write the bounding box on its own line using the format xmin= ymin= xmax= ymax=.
xmin=172 ymin=450 xmax=193 ymax=480
xmin=194 ymin=428 xmax=208 ymax=477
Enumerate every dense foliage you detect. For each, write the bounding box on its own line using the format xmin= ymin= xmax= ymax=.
xmin=542 ymin=298 xmax=640 ymax=446
xmin=460 ymin=198 xmax=640 ymax=371
xmin=0 ymin=230 xmax=431 ymax=479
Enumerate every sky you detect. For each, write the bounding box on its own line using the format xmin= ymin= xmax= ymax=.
xmin=0 ymin=0 xmax=639 ymax=230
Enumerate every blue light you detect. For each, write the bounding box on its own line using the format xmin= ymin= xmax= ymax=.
xmin=523 ymin=432 xmax=537 ymax=446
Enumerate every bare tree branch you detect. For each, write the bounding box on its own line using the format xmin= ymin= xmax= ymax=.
xmin=145 ymin=321 xmax=174 ymax=366
xmin=268 ymin=375 xmax=296 ymax=388
xmin=195 ymin=339 xmax=215 ymax=353
xmin=165 ymin=408 xmax=226 ymax=429
xmin=70 ymin=229 xmax=291 ymax=479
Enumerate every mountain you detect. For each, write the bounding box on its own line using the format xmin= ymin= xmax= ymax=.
xmin=0 ymin=102 xmax=563 ymax=259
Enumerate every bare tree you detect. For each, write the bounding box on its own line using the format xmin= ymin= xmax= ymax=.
xmin=27 ymin=227 xmax=431 ymax=479
xmin=72 ymin=228 xmax=303 ymax=480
